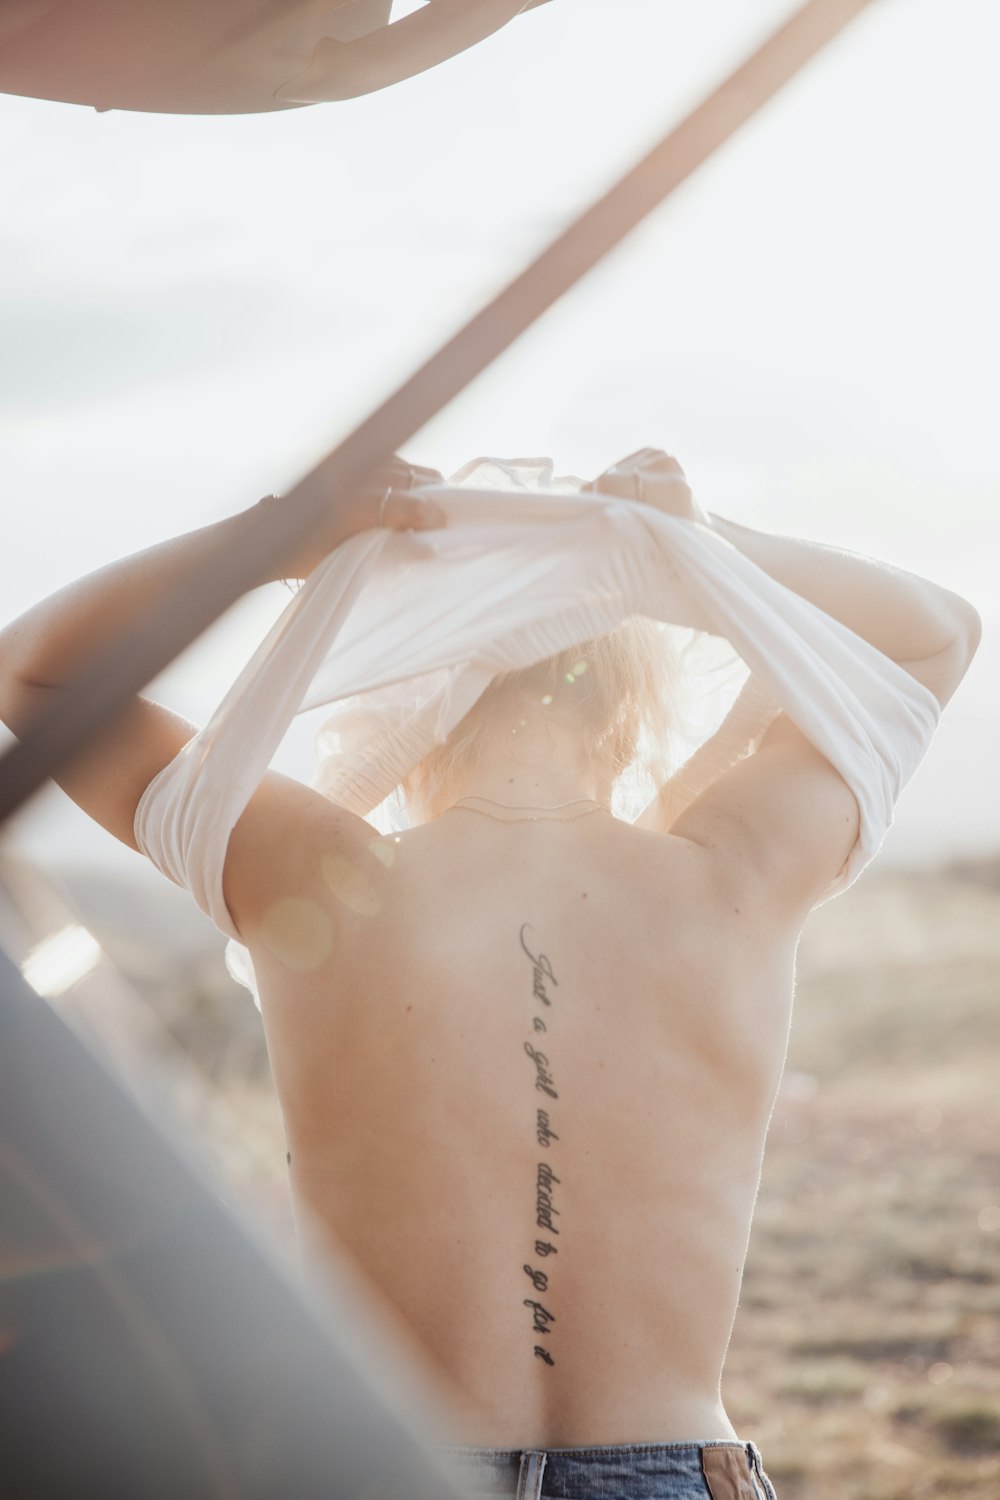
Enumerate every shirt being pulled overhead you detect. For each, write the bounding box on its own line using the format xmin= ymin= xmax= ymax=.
xmin=134 ymin=458 xmax=941 ymax=987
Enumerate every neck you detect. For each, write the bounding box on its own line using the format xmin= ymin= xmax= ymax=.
xmin=422 ymin=737 xmax=614 ymax=826
xmin=456 ymin=748 xmax=610 ymax=807
xmin=448 ymin=795 xmax=607 ymax=824
xmin=455 ymin=774 xmax=608 ymax=810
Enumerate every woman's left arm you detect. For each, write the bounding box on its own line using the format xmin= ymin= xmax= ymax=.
xmin=591 ymin=447 xmax=981 ymax=687
xmin=0 ymin=466 xmax=445 ymax=851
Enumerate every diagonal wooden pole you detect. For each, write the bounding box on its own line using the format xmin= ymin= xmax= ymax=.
xmin=0 ymin=0 xmax=877 ymax=827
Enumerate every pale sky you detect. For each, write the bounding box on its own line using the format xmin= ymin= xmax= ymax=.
xmin=1 ymin=0 xmax=997 ymax=873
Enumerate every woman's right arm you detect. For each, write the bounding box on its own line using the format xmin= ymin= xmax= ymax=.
xmin=704 ymin=510 xmax=981 ymax=706
xmin=592 ymin=447 xmax=982 ymax=914
xmin=0 ymin=509 xmax=265 ymax=849
xmin=590 ymin=446 xmax=982 ymax=697
xmin=0 ymin=467 xmax=446 ymax=856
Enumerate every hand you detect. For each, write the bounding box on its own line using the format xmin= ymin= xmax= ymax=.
xmin=326 ymin=453 xmax=448 ymax=543
xmin=259 ymin=454 xmax=447 ymax=578
xmin=583 ymin=448 xmax=709 ymax=525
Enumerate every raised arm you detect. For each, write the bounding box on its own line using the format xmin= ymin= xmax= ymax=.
xmin=685 ymin=512 xmax=979 ymax=915
xmin=592 ymin=449 xmax=982 ymax=913
xmin=0 ymin=465 xmax=444 ymax=865
xmin=0 ymin=508 xmax=260 ymax=850
xmin=703 ymin=510 xmax=981 ymax=706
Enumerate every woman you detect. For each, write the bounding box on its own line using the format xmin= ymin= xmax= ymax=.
xmin=0 ymin=447 xmax=980 ymax=1500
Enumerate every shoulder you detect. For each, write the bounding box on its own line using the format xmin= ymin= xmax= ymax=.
xmin=661 ymin=713 xmax=861 ymax=923
xmin=221 ymin=769 xmax=382 ymax=941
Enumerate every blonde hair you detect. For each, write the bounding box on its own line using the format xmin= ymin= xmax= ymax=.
xmin=404 ymin=616 xmax=680 ymax=819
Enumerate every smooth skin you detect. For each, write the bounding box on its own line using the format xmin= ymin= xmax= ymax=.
xmin=0 ymin=450 xmax=981 ymax=1445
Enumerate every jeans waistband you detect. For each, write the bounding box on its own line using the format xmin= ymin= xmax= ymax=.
xmin=433 ymin=1438 xmax=776 ymax=1500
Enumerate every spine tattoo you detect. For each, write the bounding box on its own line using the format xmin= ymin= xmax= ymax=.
xmin=519 ymin=923 xmax=562 ymax=1366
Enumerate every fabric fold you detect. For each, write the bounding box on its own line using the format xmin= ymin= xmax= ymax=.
xmin=134 ymin=458 xmax=941 ymax=986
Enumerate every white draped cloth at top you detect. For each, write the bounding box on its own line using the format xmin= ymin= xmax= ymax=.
xmin=134 ymin=458 xmax=941 ymax=998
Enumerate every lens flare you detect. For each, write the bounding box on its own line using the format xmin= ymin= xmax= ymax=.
xmin=322 ymin=855 xmax=381 ymax=916
xmin=260 ymin=898 xmax=333 ymax=972
xmin=22 ymin=924 xmax=101 ymax=997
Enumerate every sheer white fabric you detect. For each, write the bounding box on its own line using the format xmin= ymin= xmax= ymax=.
xmin=134 ymin=458 xmax=941 ymax=1003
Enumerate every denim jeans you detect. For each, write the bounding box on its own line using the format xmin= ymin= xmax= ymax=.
xmin=433 ymin=1438 xmax=778 ymax=1500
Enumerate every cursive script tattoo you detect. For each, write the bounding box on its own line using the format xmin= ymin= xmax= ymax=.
xmin=523 ymin=1298 xmax=556 ymax=1336
xmin=520 ymin=924 xmax=558 ymax=1006
xmin=523 ymin=1041 xmax=558 ymax=1100
xmin=519 ymin=924 xmax=566 ymax=1367
xmin=523 ymin=1263 xmax=549 ymax=1292
xmin=536 ymin=1161 xmax=561 ymax=1235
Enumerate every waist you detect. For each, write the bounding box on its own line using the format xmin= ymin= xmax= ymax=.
xmin=432 ymin=1438 xmax=776 ymax=1499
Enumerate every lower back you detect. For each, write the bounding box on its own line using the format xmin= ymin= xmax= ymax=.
xmin=255 ymin=814 xmax=795 ymax=1444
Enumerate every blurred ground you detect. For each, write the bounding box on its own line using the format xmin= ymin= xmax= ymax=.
xmin=725 ymin=859 xmax=1000 ymax=1500
xmin=4 ymin=849 xmax=998 ymax=1498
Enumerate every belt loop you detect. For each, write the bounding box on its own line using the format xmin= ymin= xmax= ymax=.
xmin=514 ymin=1449 xmax=548 ymax=1500
xmin=745 ymin=1441 xmax=773 ymax=1499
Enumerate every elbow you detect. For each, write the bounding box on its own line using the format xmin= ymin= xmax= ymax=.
xmin=0 ymin=626 xmax=50 ymax=734
xmin=0 ymin=630 xmax=18 ymax=726
xmin=896 ymin=601 xmax=983 ymax=711
xmin=966 ymin=603 xmax=983 ymax=653
xmin=0 ymin=622 xmax=50 ymax=695
xmin=941 ymin=601 xmax=983 ymax=707
xmin=938 ymin=590 xmax=983 ymax=665
xmin=954 ymin=600 xmax=983 ymax=668
xmin=0 ymin=621 xmax=29 ymax=682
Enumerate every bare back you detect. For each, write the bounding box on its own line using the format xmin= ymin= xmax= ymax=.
xmin=0 ymin=467 xmax=974 ymax=1448
xmin=245 ymin=810 xmax=800 ymax=1447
